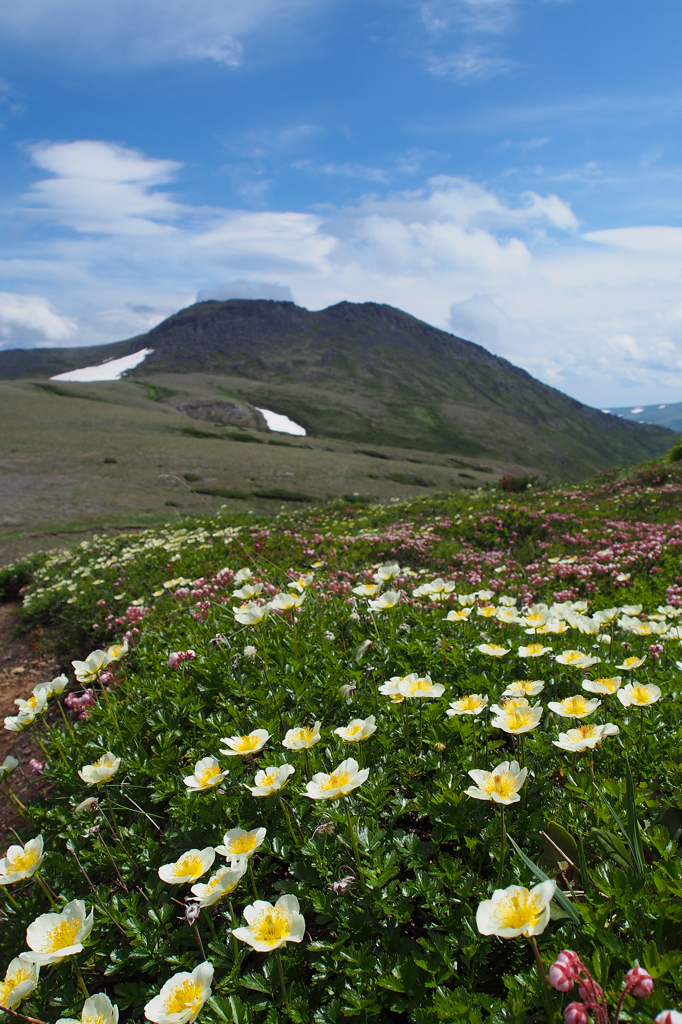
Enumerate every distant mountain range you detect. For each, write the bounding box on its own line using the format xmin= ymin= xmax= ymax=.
xmin=0 ymin=299 xmax=674 ymax=480
xmin=606 ymin=401 xmax=682 ymax=434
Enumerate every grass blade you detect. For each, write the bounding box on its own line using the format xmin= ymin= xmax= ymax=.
xmin=625 ymin=755 xmax=646 ymax=873
xmin=508 ymin=835 xmax=581 ymax=925
xmin=599 ymin=790 xmax=642 ymax=874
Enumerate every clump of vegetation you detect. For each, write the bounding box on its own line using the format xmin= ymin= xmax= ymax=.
xmin=2 ymin=460 xmax=682 ymax=1022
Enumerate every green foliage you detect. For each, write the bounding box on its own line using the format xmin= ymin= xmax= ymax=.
xmin=4 ymin=462 xmax=682 ymax=1022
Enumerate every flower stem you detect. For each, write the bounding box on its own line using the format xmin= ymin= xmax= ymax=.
xmin=57 ymin=699 xmax=75 ymax=741
xmin=304 ymin=750 xmax=311 ymax=781
xmin=529 ymin=937 xmax=555 ymax=1024
xmin=73 ymin=962 xmax=90 ymax=999
xmin=279 ymin=795 xmax=299 ymax=846
xmin=36 ymin=874 xmax=58 ymax=909
xmin=228 ymin=899 xmax=240 ymax=972
xmin=344 ymin=802 xmax=367 ymax=892
xmin=2 ymin=884 xmax=20 ymax=910
xmin=497 ymin=806 xmax=506 ymax=885
xmin=248 ymin=860 xmax=259 ymax=899
xmin=404 ymin=702 xmax=410 ymax=753
xmin=275 ymin=949 xmax=289 ymax=1008
xmin=418 ymin=701 xmax=423 ymax=755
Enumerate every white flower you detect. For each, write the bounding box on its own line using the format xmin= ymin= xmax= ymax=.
xmin=503 ymin=680 xmax=545 ymax=698
xmin=617 ymin=682 xmax=661 ymax=708
xmin=476 ymin=589 xmax=495 ymax=601
xmin=232 ymin=602 xmax=268 ymax=626
xmin=547 ymin=696 xmax=601 ymax=719
xmin=305 ymin=758 xmax=369 ymax=800
xmin=245 ymin=764 xmax=295 ymax=797
xmin=522 ymin=611 xmax=548 ymax=630
xmin=535 ymin=619 xmax=569 ymax=635
xmin=0 ymin=754 xmax=19 ymax=779
xmin=553 ymin=723 xmax=620 ymax=752
xmin=234 ymin=568 xmax=252 ymax=583
xmin=0 ymin=836 xmax=45 ymax=885
xmin=216 ymin=827 xmax=266 ymax=860
xmin=445 ymin=608 xmax=472 ymax=622
xmin=334 ymin=716 xmax=377 ymax=742
xmin=158 ymin=848 xmax=215 ymax=885
xmin=183 ymin=757 xmax=228 ymax=791
xmin=269 ymin=592 xmax=305 ymax=612
xmin=233 ymin=582 xmax=264 ymax=600
xmin=190 ymin=859 xmax=248 ymax=906
xmin=518 ymin=643 xmax=552 ymax=658
xmin=398 ymin=673 xmax=445 ymax=699
xmin=476 ymin=644 xmax=510 ymax=658
xmin=20 ymin=900 xmax=94 ymax=966
xmin=465 ymin=761 xmax=527 ymax=805
xmin=352 ymin=583 xmax=380 ymax=597
xmin=498 ymin=595 xmax=517 ymax=606
xmin=582 ymin=676 xmax=622 ymax=695
xmin=615 ymin=655 xmax=646 ymax=670
xmin=378 ymin=675 xmax=406 ymax=702
xmin=78 ymin=753 xmax=120 ymax=785
xmin=555 ymin=650 xmax=601 ymax=668
xmin=288 ymin=573 xmax=314 ymax=592
xmin=282 ymin=723 xmax=321 ymax=750
xmin=496 ymin=607 xmax=521 ymax=624
xmin=220 ymin=729 xmax=270 ymax=757
xmin=57 ymin=993 xmax=119 ymax=1024
xmin=621 ymin=604 xmax=642 ymax=616
xmin=457 ymin=592 xmax=477 ymax=606
xmin=491 ymin=703 xmax=543 ymax=735
xmin=47 ymin=674 xmax=69 ymax=695
xmin=144 ymin=961 xmax=214 ymax=1024
xmin=477 ymin=604 xmax=498 ymax=618
xmin=232 ymin=895 xmax=305 ymax=952
xmin=4 ymin=713 xmax=34 ymax=732
xmin=72 ymin=650 xmax=113 ymax=684
xmin=0 ymin=958 xmax=39 ymax=1010
xmin=476 ymin=881 xmax=556 ymax=938
xmin=373 ymin=563 xmax=401 ymax=583
xmin=368 ymin=590 xmax=401 ymax=613
xmin=14 ymin=688 xmax=49 ymax=716
xmin=106 ymin=641 xmax=129 ymax=663
xmin=446 ymin=694 xmax=488 ymax=716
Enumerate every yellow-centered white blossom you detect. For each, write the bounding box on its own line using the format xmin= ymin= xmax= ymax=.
xmin=465 ymin=760 xmax=527 ymax=805
xmin=555 ymin=650 xmax=601 ymax=668
xmin=20 ymin=900 xmax=94 ymax=966
xmin=553 ymin=723 xmax=620 ymax=752
xmin=144 ymin=961 xmax=213 ymax=1024
xmin=305 ymin=758 xmax=369 ymax=800
xmin=183 ymin=757 xmax=228 ymax=791
xmin=190 ymin=859 xmax=248 ymax=907
xmin=232 ymin=602 xmax=268 ymax=626
xmin=446 ymin=694 xmax=488 ymax=717
xmin=617 ymin=682 xmax=661 ymax=708
xmin=503 ymin=680 xmax=545 ymax=698
xmin=547 ymin=695 xmax=601 ymax=719
xmin=582 ymin=676 xmax=622 ymax=695
xmin=245 ymin=764 xmax=295 ymax=797
xmin=158 ymin=848 xmax=215 ymax=885
xmin=615 ymin=655 xmax=647 ymax=670
xmin=518 ymin=643 xmax=552 ymax=658
xmin=0 ymin=959 xmax=39 ymax=1010
xmin=233 ymin=895 xmax=305 ymax=952
xmin=476 ymin=644 xmax=511 ymax=658
xmin=215 ymin=828 xmax=266 ymax=860
xmin=56 ymin=993 xmax=119 ymax=1024
xmin=476 ymin=881 xmax=556 ymax=938
xmin=491 ymin=703 xmax=543 ymax=735
xmin=78 ymin=753 xmax=120 ymax=786
xmin=0 ymin=836 xmax=44 ymax=885
xmin=334 ymin=716 xmax=377 ymax=742
xmin=282 ymin=723 xmax=321 ymax=750
xmin=220 ymin=729 xmax=270 ymax=757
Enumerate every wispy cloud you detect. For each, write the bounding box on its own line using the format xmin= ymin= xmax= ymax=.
xmin=6 ymin=137 xmax=682 ymax=408
xmin=419 ymin=0 xmax=519 ymax=82
xmin=427 ymin=47 xmax=516 ymax=80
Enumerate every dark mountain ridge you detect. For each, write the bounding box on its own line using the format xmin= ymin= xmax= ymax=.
xmin=0 ymin=299 xmax=673 ymax=478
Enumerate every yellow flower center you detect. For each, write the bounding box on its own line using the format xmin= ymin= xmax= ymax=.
xmin=501 ymin=697 xmax=529 ymax=710
xmin=0 ymin=966 xmax=33 ymax=1002
xmin=228 ymin=834 xmax=258 ymax=855
xmin=42 ymin=917 xmax=81 ymax=952
xmin=203 ymin=870 xmax=235 ymax=897
xmin=172 ymin=853 xmax=206 ymax=880
xmin=164 ymin=979 xmax=203 ymax=1016
xmin=560 ymin=696 xmax=591 ymax=716
xmin=493 ymin=889 xmax=544 ymax=931
xmin=525 ymin=614 xmax=544 ymax=625
xmin=622 ymin=657 xmax=640 ymax=668
xmin=93 ymin=756 xmax=113 ymax=769
xmin=404 ymin=678 xmax=432 ymax=695
xmin=345 ymin=725 xmax=362 ymax=736
xmin=479 ymin=605 xmax=497 ymax=616
xmin=592 ymin=677 xmax=619 ymax=693
xmin=83 ymin=1013 xmax=108 ymax=1024
xmin=258 ymin=771 xmax=279 ymax=788
xmin=290 ymin=727 xmax=316 ymax=746
xmin=569 ymin=725 xmax=598 ymax=741
xmin=8 ymin=847 xmax=40 ymax=873
xmin=319 ymin=770 xmax=352 ymax=792
xmin=458 ymin=695 xmax=482 ymax=711
xmin=562 ymin=652 xmax=582 ymax=663
xmin=250 ymin=907 xmax=292 ymax=945
xmin=197 ymin=766 xmax=221 ymax=787
xmin=629 ymin=685 xmax=654 ymax=705
xmin=480 ymin=771 xmax=517 ymax=800
xmin=504 ymin=708 xmax=535 ymax=730
xmin=525 ymin=645 xmax=545 ymax=655
xmin=26 ymin=696 xmax=38 ymax=709
xmin=233 ymin=735 xmax=261 ymax=752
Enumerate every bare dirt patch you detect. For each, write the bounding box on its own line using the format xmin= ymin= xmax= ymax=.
xmin=0 ymin=603 xmax=60 ymax=840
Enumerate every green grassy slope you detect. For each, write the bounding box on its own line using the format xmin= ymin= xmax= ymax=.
xmin=0 ymin=300 xmax=673 ymax=478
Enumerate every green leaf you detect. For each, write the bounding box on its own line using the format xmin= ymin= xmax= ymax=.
xmin=625 ymin=755 xmax=646 ymax=873
xmin=507 ymin=835 xmax=581 ymax=925
xmin=539 ymin=820 xmax=579 ymax=875
xmin=590 ymin=828 xmax=632 ymax=871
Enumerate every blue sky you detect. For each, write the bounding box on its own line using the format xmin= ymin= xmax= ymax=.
xmin=1 ymin=0 xmax=682 ymax=407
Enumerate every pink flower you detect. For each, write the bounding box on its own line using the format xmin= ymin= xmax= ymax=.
xmin=625 ymin=966 xmax=654 ymax=997
xmin=28 ymin=759 xmax=45 ymax=774
xmin=549 ymin=951 xmax=581 ymax=992
xmin=564 ymin=1003 xmax=588 ymax=1024
xmin=656 ymin=1012 xmax=682 ymax=1024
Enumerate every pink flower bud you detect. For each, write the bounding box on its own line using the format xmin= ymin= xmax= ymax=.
xmin=656 ymin=1012 xmax=682 ymax=1024
xmin=625 ymin=966 xmax=654 ymax=998
xmin=549 ymin=962 xmax=574 ymax=992
xmin=564 ymin=1002 xmax=588 ymax=1024
xmin=167 ymin=652 xmax=180 ymax=668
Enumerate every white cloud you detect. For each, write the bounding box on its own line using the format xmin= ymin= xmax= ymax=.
xmin=427 ymin=48 xmax=516 ymax=81
xmin=6 ymin=138 xmax=682 ymax=408
xmin=196 ymin=279 xmax=294 ymax=302
xmin=0 ymin=292 xmax=77 ymax=345
xmin=0 ymin=0 xmax=325 ymax=68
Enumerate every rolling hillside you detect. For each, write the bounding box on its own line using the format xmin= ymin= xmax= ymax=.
xmin=0 ymin=299 xmax=673 ymax=480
